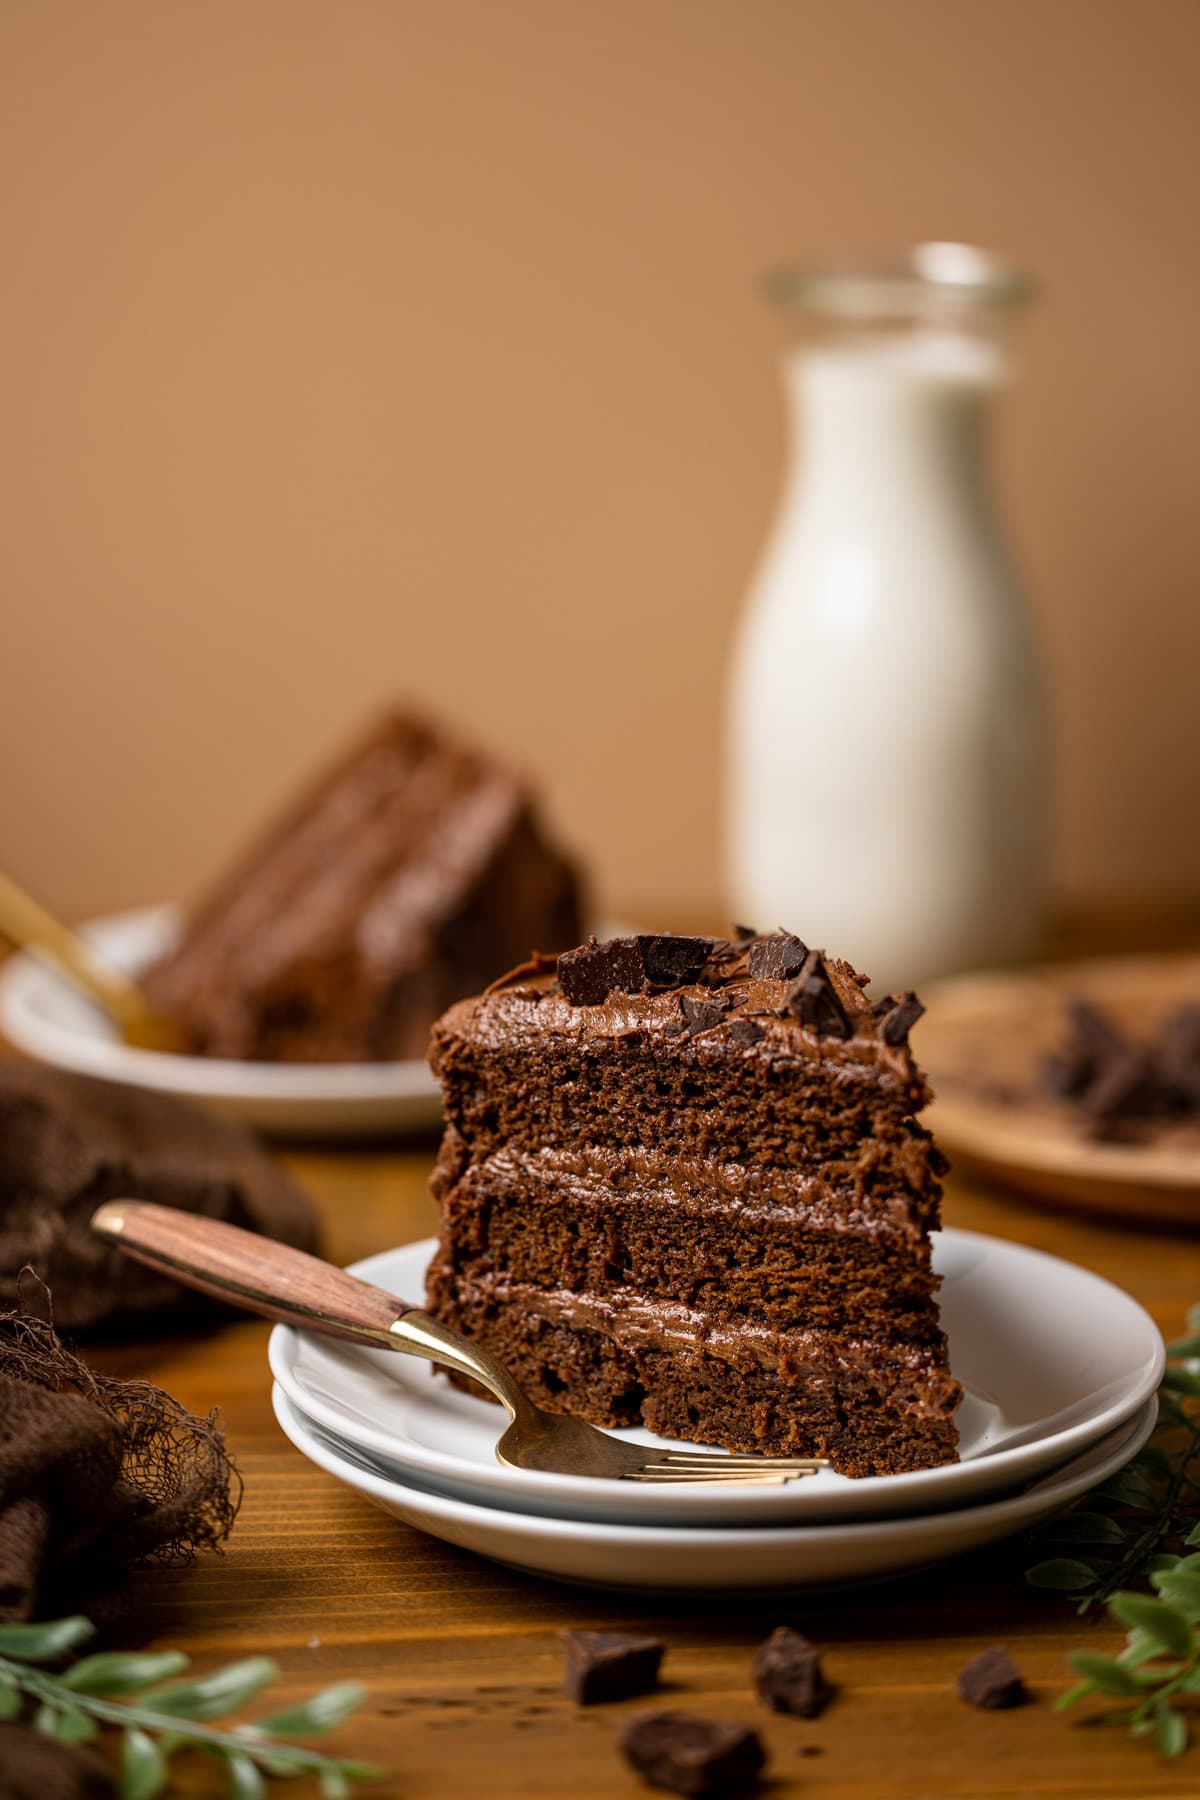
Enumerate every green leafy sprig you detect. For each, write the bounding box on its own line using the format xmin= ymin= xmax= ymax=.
xmin=0 ymin=1616 xmax=383 ymax=1798
xmin=1024 ymin=1302 xmax=1200 ymax=1756
xmin=1027 ymin=1304 xmax=1200 ymax=1612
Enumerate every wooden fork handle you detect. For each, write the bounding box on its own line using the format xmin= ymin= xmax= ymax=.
xmin=91 ymin=1199 xmax=416 ymax=1346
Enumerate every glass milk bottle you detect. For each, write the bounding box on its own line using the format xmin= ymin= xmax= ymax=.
xmin=726 ymin=244 xmax=1044 ymax=992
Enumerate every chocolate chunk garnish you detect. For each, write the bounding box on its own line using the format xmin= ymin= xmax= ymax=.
xmin=558 ymin=934 xmax=725 ymax=1006
xmin=873 ymin=992 xmax=925 ymax=1046
xmin=558 ymin=936 xmax=647 ymax=1006
xmin=679 ymin=993 xmax=732 ymax=1036
xmin=955 ymin=1646 xmax=1027 ymax=1710
xmin=783 ymin=950 xmax=851 ymax=1040
xmin=620 ymin=1712 xmax=766 ymax=1796
xmin=727 ymin=1018 xmax=765 ymax=1046
xmin=746 ymin=933 xmax=808 ymax=982
xmin=560 ymin=1630 xmax=664 ymax=1705
xmin=731 ymin=923 xmax=757 ymax=944
xmin=640 ymin=935 xmax=716 ymax=988
xmin=752 ymin=1627 xmax=833 ymax=1718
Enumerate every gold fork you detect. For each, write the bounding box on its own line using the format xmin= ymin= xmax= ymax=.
xmin=91 ymin=1200 xmax=829 ymax=1486
xmin=0 ymin=868 xmax=185 ymax=1051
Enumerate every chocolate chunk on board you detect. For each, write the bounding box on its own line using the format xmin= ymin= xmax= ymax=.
xmin=746 ymin=932 xmax=808 ymax=982
xmin=620 ymin=1712 xmax=766 ymax=1796
xmin=956 ymin=1646 xmax=1027 ymax=1709
xmin=783 ymin=950 xmax=851 ymax=1039
xmin=560 ymin=1629 xmax=665 ymax=1705
xmin=752 ymin=1626 xmax=833 ymax=1718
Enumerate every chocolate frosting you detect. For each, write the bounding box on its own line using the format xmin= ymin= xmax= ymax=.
xmin=450 ymin=929 xmax=929 ymax=1100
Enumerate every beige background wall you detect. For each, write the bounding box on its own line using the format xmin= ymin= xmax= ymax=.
xmin=2 ymin=0 xmax=1197 ymax=929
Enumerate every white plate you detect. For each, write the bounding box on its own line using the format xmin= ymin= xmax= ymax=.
xmin=268 ymin=1233 xmax=1164 ymax=1527
xmin=272 ymin=1383 xmax=1158 ymax=1592
xmin=0 ymin=903 xmax=441 ymax=1138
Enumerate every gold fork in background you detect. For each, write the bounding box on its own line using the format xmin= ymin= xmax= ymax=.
xmin=91 ymin=1200 xmax=829 ymax=1486
xmin=0 ymin=868 xmax=184 ymax=1052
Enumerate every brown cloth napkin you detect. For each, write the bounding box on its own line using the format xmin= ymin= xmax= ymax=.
xmin=0 ymin=1059 xmax=316 ymax=1332
xmin=0 ymin=1295 xmax=239 ymax=1798
xmin=0 ymin=1296 xmax=238 ymax=1624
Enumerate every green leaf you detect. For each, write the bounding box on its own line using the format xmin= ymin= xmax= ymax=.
xmin=62 ymin=1651 xmax=191 ymax=1696
xmin=1161 ymin=1368 xmax=1200 ymax=1398
xmin=146 ymin=1657 xmax=279 ymax=1721
xmin=1152 ymin=1569 xmax=1200 ymax=1615
xmin=225 ymin=1752 xmax=266 ymax=1800
xmin=1165 ymin=1335 xmax=1200 ymax=1359
xmin=251 ymin=1682 xmax=367 ymax=1738
xmin=1092 ymin=1470 xmax=1160 ymax=1511
xmin=121 ymin=1729 xmax=169 ymax=1800
xmin=0 ymin=1617 xmax=94 ymax=1662
xmin=318 ymin=1774 xmax=349 ymax=1800
xmin=50 ymin=1705 xmax=99 ymax=1744
xmin=1026 ymin=1558 xmax=1100 ymax=1592
xmin=0 ymin=1676 xmax=18 ymax=1720
xmin=1066 ymin=1652 xmax=1141 ymax=1695
xmin=1039 ymin=1511 xmax=1128 ymax=1546
xmin=328 ymin=1763 xmax=384 ymax=1782
xmin=1156 ymin=1700 xmax=1188 ymax=1757
xmin=1186 ymin=1523 xmax=1200 ymax=1549
xmin=1110 ymin=1593 xmax=1196 ymax=1659
xmin=1131 ymin=1444 xmax=1173 ymax=1479
xmin=1185 ymin=1302 xmax=1200 ymax=1333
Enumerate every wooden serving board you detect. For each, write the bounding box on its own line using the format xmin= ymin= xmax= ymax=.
xmin=919 ymin=953 xmax=1200 ymax=1226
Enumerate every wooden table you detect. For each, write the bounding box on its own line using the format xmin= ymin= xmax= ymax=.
xmin=88 ymin=1131 xmax=1200 ymax=1800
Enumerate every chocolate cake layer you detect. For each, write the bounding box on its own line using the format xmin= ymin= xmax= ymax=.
xmin=426 ymin=930 xmax=960 ymax=1476
xmin=427 ymin=1269 xmax=960 ymax=1479
xmin=431 ymin=1143 xmax=943 ymax=1338
xmin=147 ymin=710 xmax=582 ymax=1063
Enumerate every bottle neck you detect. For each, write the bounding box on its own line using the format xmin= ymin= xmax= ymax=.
xmin=781 ymin=337 xmax=1006 ymax=512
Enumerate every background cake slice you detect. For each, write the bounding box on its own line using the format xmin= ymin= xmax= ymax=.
xmin=145 ymin=709 xmax=583 ymax=1063
xmin=426 ymin=930 xmax=960 ymax=1477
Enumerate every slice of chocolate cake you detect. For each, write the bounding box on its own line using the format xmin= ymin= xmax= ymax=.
xmin=145 ymin=710 xmax=582 ymax=1063
xmin=426 ymin=930 xmax=960 ymax=1477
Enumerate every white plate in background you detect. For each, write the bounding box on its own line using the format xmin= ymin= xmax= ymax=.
xmin=272 ymin=1383 xmax=1157 ymax=1592
xmin=268 ymin=1232 xmax=1163 ymax=1527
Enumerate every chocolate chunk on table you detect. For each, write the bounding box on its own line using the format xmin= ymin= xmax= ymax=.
xmin=956 ymin=1646 xmax=1027 ymax=1709
xmin=560 ymin=1629 xmax=664 ymax=1705
xmin=620 ymin=1711 xmax=766 ymax=1796
xmin=752 ymin=1626 xmax=833 ymax=1717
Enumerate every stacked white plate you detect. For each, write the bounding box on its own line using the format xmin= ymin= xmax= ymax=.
xmin=270 ymin=1232 xmax=1164 ymax=1593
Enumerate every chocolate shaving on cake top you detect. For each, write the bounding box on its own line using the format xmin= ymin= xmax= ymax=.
xmin=551 ymin=930 xmax=926 ymax=1052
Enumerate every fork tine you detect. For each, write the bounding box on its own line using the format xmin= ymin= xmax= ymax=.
xmin=623 ymin=1469 xmax=798 ymax=1485
xmin=660 ymin=1453 xmax=829 ymax=1471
